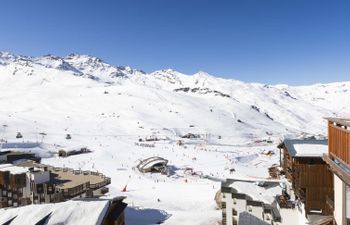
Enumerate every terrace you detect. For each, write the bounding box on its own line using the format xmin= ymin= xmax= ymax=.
xmin=18 ymin=160 xmax=111 ymax=199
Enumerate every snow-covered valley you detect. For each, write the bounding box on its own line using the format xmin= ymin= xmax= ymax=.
xmin=0 ymin=52 xmax=349 ymax=225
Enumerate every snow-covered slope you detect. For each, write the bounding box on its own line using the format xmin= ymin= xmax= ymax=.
xmin=0 ymin=52 xmax=349 ymax=225
xmin=1 ymin=51 xmax=348 ymax=139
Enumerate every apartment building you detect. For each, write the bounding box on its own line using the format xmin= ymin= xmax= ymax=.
xmin=323 ymin=118 xmax=350 ymax=225
xmin=278 ymin=139 xmax=333 ymax=216
xmin=0 ymin=159 xmax=111 ymax=208
xmin=221 ymin=179 xmax=282 ymax=225
xmin=0 ymin=163 xmax=52 ymax=207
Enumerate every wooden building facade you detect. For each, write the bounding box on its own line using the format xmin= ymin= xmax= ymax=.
xmin=0 ymin=171 xmax=28 ymax=208
xmin=279 ymin=139 xmax=333 ymax=215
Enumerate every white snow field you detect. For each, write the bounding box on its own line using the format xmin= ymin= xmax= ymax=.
xmin=0 ymin=52 xmax=349 ymax=224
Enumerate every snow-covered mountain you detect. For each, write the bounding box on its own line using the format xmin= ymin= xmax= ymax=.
xmin=0 ymin=51 xmax=349 ymax=224
xmin=0 ymin=51 xmax=348 ymax=140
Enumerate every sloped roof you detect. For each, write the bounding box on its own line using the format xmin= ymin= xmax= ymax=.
xmin=238 ymin=212 xmax=269 ymax=225
xmin=0 ymin=199 xmax=110 ymax=225
xmin=281 ymin=139 xmax=328 ymax=157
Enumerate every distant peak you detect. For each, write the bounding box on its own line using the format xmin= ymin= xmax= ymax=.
xmin=152 ymin=69 xmax=184 ymax=75
xmin=40 ymin=54 xmax=64 ymax=61
xmin=164 ymin=69 xmax=177 ymax=73
xmin=0 ymin=51 xmax=33 ymax=65
xmin=0 ymin=51 xmax=20 ymax=59
xmin=0 ymin=51 xmax=13 ymax=56
xmin=193 ymin=71 xmax=213 ymax=79
xmin=65 ymin=53 xmax=104 ymax=63
xmin=195 ymin=71 xmax=209 ymax=75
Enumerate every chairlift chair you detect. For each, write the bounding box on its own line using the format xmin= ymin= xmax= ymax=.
xmin=16 ymin=132 xmax=23 ymax=139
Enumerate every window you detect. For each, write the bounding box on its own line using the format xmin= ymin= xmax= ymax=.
xmin=232 ymin=209 xmax=237 ymax=216
xmin=221 ymin=202 xmax=226 ymax=208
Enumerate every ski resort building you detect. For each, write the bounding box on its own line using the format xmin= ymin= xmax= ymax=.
xmin=221 ymin=136 xmax=337 ymax=225
xmin=137 ymin=157 xmax=168 ymax=174
xmin=0 ymin=150 xmax=41 ymax=164
xmin=322 ymin=118 xmax=350 ymax=225
xmin=0 ymin=160 xmax=111 ymax=208
xmin=221 ymin=179 xmax=283 ymax=225
xmin=0 ymin=163 xmax=54 ymax=207
xmin=58 ymin=146 xmax=92 ymax=157
xmin=19 ymin=160 xmax=111 ymax=201
xmin=278 ymin=139 xmax=333 ymax=216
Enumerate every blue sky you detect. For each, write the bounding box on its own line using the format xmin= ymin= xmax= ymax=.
xmin=1 ymin=0 xmax=350 ymax=85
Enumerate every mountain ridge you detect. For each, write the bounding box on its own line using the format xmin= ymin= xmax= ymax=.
xmin=0 ymin=51 xmax=349 ymax=142
xmin=1 ymin=51 xmax=349 ymax=87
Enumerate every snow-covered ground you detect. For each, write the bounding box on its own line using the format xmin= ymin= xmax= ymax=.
xmin=0 ymin=52 xmax=349 ymax=224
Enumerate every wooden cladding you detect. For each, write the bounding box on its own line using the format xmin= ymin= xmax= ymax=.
xmin=0 ymin=171 xmax=26 ymax=188
xmin=328 ymin=122 xmax=350 ymax=165
xmin=282 ymin=147 xmax=293 ymax=181
xmin=281 ymin=147 xmax=333 ymax=215
xmin=293 ymin=158 xmax=333 ymax=215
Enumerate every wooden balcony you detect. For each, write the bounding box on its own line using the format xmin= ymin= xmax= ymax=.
xmin=327 ymin=119 xmax=350 ymax=165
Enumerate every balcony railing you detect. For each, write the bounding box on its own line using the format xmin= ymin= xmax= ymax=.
xmin=323 ymin=153 xmax=350 ymax=185
xmin=328 ymin=123 xmax=350 ymax=165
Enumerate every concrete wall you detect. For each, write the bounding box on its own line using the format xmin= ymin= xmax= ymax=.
xmin=249 ymin=205 xmax=263 ymax=219
xmin=223 ymin=192 xmax=233 ymax=225
xmin=23 ymin=173 xmax=32 ymax=198
xmin=30 ymin=171 xmax=50 ymax=184
xmin=235 ymin=198 xmax=247 ymax=220
xmin=334 ymin=174 xmax=345 ymax=225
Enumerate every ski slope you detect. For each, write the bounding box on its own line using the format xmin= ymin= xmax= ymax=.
xmin=0 ymin=52 xmax=349 ymax=224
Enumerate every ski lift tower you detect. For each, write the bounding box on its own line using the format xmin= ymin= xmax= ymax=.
xmin=204 ymin=129 xmax=211 ymax=146
xmin=1 ymin=124 xmax=8 ymax=150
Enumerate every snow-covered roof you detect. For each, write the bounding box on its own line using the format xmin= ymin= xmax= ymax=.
xmin=325 ymin=117 xmax=350 ymax=127
xmin=0 ymin=199 xmax=110 ymax=225
xmin=0 ymin=164 xmax=28 ymax=174
xmin=282 ymin=139 xmax=328 ymax=157
xmin=228 ymin=180 xmax=281 ymax=204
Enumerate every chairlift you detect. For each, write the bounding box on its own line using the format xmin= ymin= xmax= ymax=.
xmin=16 ymin=132 xmax=23 ymax=139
